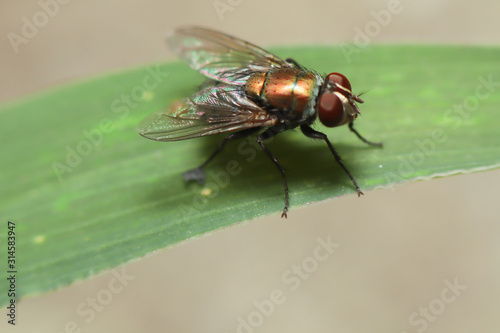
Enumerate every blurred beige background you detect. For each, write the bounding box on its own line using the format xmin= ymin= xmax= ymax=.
xmin=2 ymin=0 xmax=500 ymax=332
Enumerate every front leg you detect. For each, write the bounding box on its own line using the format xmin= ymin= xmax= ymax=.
xmin=348 ymin=122 xmax=383 ymax=147
xmin=300 ymin=124 xmax=363 ymax=196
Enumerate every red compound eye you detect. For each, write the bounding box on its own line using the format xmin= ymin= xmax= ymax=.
xmin=318 ymin=92 xmax=345 ymax=127
xmin=326 ymin=72 xmax=351 ymax=91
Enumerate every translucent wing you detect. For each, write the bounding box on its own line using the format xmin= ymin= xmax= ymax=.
xmin=138 ymin=84 xmax=277 ymax=141
xmin=167 ymin=26 xmax=291 ymax=85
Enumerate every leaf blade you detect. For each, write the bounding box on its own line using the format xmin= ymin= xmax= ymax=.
xmin=1 ymin=45 xmax=499 ymax=304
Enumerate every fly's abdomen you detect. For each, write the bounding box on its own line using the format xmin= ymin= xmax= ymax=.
xmin=246 ymin=68 xmax=318 ymax=115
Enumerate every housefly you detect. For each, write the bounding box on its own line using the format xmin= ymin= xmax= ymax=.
xmin=138 ymin=26 xmax=382 ymax=218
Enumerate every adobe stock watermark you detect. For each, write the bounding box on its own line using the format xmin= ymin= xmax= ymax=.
xmin=54 ymin=267 xmax=135 ymax=333
xmin=7 ymin=0 xmax=73 ymax=54
xmin=384 ymin=73 xmax=500 ymax=187
xmin=402 ymin=277 xmax=467 ymax=333
xmin=51 ymin=65 xmax=170 ymax=182
xmin=228 ymin=235 xmax=340 ymax=333
xmin=340 ymin=0 xmax=413 ymax=63
xmin=213 ymin=0 xmax=245 ymax=21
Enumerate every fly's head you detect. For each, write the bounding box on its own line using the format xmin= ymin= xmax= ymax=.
xmin=317 ymin=72 xmax=363 ymax=128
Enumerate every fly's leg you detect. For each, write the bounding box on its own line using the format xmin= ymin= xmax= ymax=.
xmin=257 ymin=129 xmax=289 ymax=218
xmin=300 ymin=124 xmax=363 ymax=196
xmin=348 ymin=122 xmax=383 ymax=147
xmin=183 ymin=127 xmax=262 ymax=184
xmin=286 ymin=58 xmax=306 ymax=71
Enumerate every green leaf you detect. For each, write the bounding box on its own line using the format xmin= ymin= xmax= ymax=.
xmin=1 ymin=45 xmax=499 ymax=305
